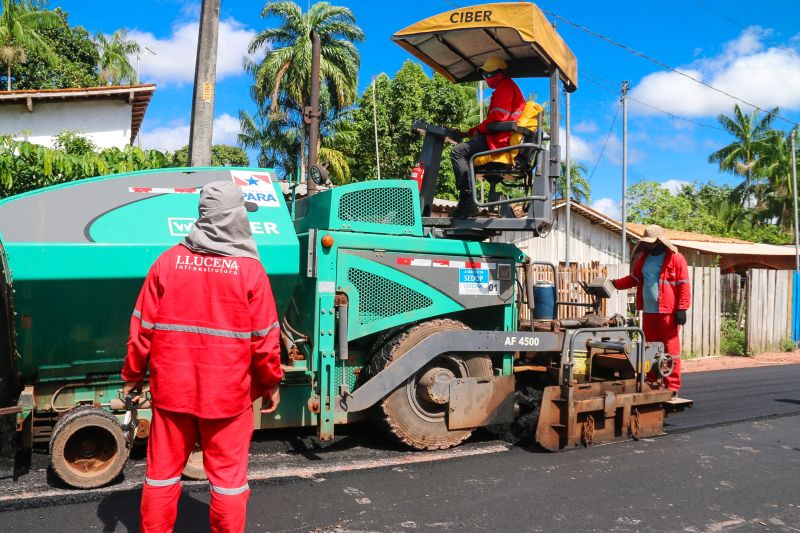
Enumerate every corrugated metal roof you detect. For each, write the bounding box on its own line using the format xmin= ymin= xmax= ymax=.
xmin=671 ymin=240 xmax=797 ymax=256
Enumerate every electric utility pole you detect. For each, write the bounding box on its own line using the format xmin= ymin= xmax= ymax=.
xmin=188 ymin=0 xmax=220 ymax=167
xmin=621 ymin=81 xmax=629 ymax=264
xmin=792 ymin=127 xmax=799 ymax=273
xmin=565 ymin=89 xmax=572 ymax=265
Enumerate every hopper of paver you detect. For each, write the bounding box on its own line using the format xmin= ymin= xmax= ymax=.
xmin=0 ymin=167 xmax=299 ymax=400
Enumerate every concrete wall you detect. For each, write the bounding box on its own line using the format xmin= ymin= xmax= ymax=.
xmin=0 ymin=99 xmax=132 ymax=149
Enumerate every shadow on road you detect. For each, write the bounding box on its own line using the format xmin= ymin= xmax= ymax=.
xmin=775 ymin=398 xmax=800 ymax=406
xmin=97 ymin=488 xmax=211 ymax=533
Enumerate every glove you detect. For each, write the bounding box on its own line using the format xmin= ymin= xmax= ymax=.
xmin=675 ymin=310 xmax=687 ymax=325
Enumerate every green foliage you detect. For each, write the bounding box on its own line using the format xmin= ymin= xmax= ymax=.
xmin=0 ymin=134 xmax=173 ymax=198
xmin=781 ymin=337 xmax=795 ymax=352
xmin=345 ymin=61 xmax=475 ymax=198
xmin=3 ymin=6 xmax=100 ymax=90
xmin=627 ymin=180 xmax=794 ymax=245
xmin=556 ymin=160 xmax=590 ymax=203
xmin=95 ymin=29 xmax=140 ymax=85
xmin=248 ymin=1 xmax=364 ymax=111
xmin=720 ymin=318 xmax=747 ymax=356
xmin=0 ymin=0 xmax=61 ymax=89
xmin=172 ymin=145 xmax=250 ymax=167
xmin=53 ymin=130 xmax=96 ymax=155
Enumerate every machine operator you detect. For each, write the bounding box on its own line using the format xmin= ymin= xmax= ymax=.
xmin=450 ymin=56 xmax=525 ymax=218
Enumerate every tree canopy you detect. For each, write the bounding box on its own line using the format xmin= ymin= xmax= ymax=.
xmin=2 ymin=6 xmax=100 ymax=90
xmin=172 ymin=144 xmax=250 ymax=167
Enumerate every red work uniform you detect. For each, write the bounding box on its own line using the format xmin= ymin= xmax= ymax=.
xmin=473 ymin=76 xmax=525 ymax=150
xmin=612 ymin=250 xmax=691 ymax=391
xmin=122 ymin=244 xmax=283 ymax=533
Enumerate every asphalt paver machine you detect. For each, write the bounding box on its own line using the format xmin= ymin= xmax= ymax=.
xmin=0 ymin=2 xmax=690 ymax=490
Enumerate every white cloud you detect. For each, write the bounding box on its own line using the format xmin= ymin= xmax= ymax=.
xmin=141 ymin=113 xmax=240 ymax=151
xmin=591 ymin=197 xmax=621 ymax=221
xmin=574 ymin=121 xmax=598 ymax=134
xmin=661 ymin=179 xmax=691 ymax=194
xmin=559 ymin=130 xmax=595 ymax=162
xmin=128 ymin=19 xmax=256 ymax=85
xmin=630 ymin=27 xmax=800 ymax=117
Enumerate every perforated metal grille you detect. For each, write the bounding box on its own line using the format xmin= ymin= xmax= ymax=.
xmin=333 ymin=366 xmax=358 ymax=390
xmin=347 ymin=268 xmax=433 ymax=325
xmin=337 ymin=187 xmax=415 ymax=226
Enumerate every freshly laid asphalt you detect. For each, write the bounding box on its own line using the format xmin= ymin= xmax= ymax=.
xmin=1 ymin=365 xmax=799 ymax=532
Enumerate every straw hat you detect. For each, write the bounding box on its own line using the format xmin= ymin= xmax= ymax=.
xmin=631 ymin=224 xmax=677 ymax=258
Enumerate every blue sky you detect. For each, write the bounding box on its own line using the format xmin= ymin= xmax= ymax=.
xmin=55 ymin=0 xmax=800 ymax=218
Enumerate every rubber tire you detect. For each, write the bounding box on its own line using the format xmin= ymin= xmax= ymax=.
xmin=367 ymin=319 xmax=493 ymax=450
xmin=182 ymin=447 xmax=207 ymax=480
xmin=50 ymin=406 xmax=129 ymax=489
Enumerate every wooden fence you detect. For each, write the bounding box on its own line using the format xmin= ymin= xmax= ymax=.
xmin=745 ymin=269 xmax=793 ymax=353
xmin=680 ymin=267 xmax=721 ymax=358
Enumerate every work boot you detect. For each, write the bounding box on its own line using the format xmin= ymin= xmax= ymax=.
xmin=451 ymin=194 xmax=480 ymax=218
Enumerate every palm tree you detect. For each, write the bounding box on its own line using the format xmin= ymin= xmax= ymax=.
xmin=247 ymin=1 xmax=363 ymax=112
xmin=240 ymin=102 xmax=303 ymax=179
xmin=0 ymin=0 xmax=60 ymax=90
xmin=709 ymin=104 xmax=778 ymax=204
xmin=557 ymin=160 xmax=590 ymax=204
xmin=95 ymin=29 xmax=140 ymax=85
xmin=757 ymin=132 xmax=799 ymax=229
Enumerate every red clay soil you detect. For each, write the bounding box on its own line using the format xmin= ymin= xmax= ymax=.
xmin=682 ymin=351 xmax=800 ymax=373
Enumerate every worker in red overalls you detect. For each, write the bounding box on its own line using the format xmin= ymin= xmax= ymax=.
xmin=122 ymin=181 xmax=283 ymax=533
xmin=450 ymin=56 xmax=525 ymax=218
xmin=612 ymin=225 xmax=690 ymax=392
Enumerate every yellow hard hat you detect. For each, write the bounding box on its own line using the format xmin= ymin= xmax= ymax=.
xmin=479 ymin=56 xmax=507 ymax=74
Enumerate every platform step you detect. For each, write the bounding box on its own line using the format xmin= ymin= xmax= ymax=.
xmin=665 ymin=397 xmax=693 ymax=412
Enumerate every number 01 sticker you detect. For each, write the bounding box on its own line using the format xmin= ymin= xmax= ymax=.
xmin=458 ymin=268 xmax=499 ymax=295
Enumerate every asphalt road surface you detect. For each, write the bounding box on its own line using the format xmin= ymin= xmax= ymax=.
xmin=1 ymin=365 xmax=799 ymax=532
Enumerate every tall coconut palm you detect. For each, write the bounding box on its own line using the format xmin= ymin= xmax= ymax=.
xmin=95 ymin=29 xmax=140 ymax=85
xmin=757 ymin=131 xmax=799 ymax=229
xmin=0 ymin=0 xmax=59 ymax=90
xmin=247 ymin=1 xmax=364 ymax=112
xmin=557 ymin=160 xmax=590 ymax=204
xmin=709 ymin=104 xmax=778 ymax=204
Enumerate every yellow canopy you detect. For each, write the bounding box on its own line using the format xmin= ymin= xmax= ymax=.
xmin=392 ymin=2 xmax=578 ymax=91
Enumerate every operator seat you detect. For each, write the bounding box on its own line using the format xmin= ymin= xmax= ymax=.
xmin=472 ymin=101 xmax=545 ymax=209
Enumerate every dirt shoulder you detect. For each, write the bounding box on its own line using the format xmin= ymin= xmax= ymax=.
xmin=683 ymin=351 xmax=800 ymax=373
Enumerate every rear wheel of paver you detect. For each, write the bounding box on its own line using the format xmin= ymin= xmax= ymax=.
xmin=368 ymin=319 xmax=493 ymax=450
xmin=182 ymin=446 xmax=207 ymax=480
xmin=50 ymin=406 xmax=129 ymax=489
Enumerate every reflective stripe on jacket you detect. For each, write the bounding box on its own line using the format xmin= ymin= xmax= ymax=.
xmin=475 ymin=77 xmax=526 ymax=150
xmin=122 ymin=244 xmax=283 ymax=419
xmin=612 ymin=250 xmax=691 ymax=313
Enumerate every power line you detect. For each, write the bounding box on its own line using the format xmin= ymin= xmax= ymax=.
xmin=539 ymin=7 xmax=799 ymax=128
xmin=694 ymin=0 xmax=800 ymax=61
xmin=582 ymin=71 xmax=726 ymax=132
xmin=588 ymin=100 xmax=620 ymax=183
xmin=694 ymin=0 xmax=747 ymax=30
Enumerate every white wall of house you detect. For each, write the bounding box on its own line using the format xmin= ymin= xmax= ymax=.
xmin=0 ymin=99 xmax=132 ymax=149
xmin=500 ymin=209 xmax=634 ymax=265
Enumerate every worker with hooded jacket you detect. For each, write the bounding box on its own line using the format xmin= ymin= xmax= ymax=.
xmin=450 ymin=56 xmax=525 ymax=218
xmin=122 ymin=181 xmax=283 ymax=533
xmin=611 ymin=225 xmax=690 ymax=391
